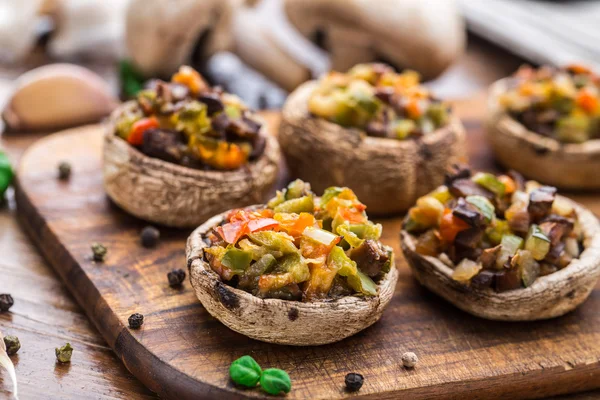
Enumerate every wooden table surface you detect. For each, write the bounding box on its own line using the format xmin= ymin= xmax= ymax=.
xmin=0 ymin=37 xmax=598 ymax=399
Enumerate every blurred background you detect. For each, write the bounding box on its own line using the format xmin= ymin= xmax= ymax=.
xmin=1 ymin=0 xmax=600 ymax=132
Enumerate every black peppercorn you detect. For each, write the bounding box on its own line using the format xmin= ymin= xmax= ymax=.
xmin=128 ymin=313 xmax=144 ymax=329
xmin=91 ymin=243 xmax=107 ymax=262
xmin=167 ymin=268 xmax=186 ymax=287
xmin=58 ymin=161 xmax=71 ymax=180
xmin=3 ymin=335 xmax=20 ymax=355
xmin=0 ymin=294 xmax=14 ymax=312
xmin=140 ymin=226 xmax=160 ymax=248
xmin=344 ymin=373 xmax=364 ymax=392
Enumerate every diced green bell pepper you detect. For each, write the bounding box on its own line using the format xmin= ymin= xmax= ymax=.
xmin=556 ymin=114 xmax=589 ymax=143
xmin=277 ymin=253 xmax=310 ymax=283
xmin=221 ymin=247 xmax=253 ymax=274
xmin=285 ymin=179 xmax=309 ymax=200
xmin=391 ymin=119 xmax=416 ymax=140
xmin=320 ymin=187 xmax=344 ymax=208
xmin=328 ymin=246 xmax=377 ymax=295
xmin=524 ymin=224 xmax=551 ymax=260
xmin=267 ymin=191 xmax=286 ymax=209
xmin=248 ymin=231 xmax=299 ymax=255
xmin=273 ymin=195 xmax=314 ymax=213
xmin=485 ymin=219 xmax=511 ymax=246
xmin=336 ymin=223 xmax=364 ymax=248
xmin=426 ymin=102 xmax=449 ymax=128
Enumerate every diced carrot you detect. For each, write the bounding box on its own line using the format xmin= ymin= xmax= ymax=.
xmin=127 ymin=117 xmax=159 ymax=146
xmin=576 ymin=90 xmax=599 ymax=114
xmin=439 ymin=209 xmax=470 ymax=243
xmin=405 ymin=100 xmax=422 ymax=119
xmin=171 ymin=65 xmax=208 ymax=95
xmin=497 ymin=175 xmax=516 ymax=195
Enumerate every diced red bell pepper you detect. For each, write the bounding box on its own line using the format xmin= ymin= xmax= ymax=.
xmin=215 ymin=221 xmax=249 ymax=244
xmin=439 ymin=208 xmax=470 ymax=243
xmin=247 ymin=218 xmax=279 ymax=233
xmin=127 ymin=117 xmax=159 ymax=146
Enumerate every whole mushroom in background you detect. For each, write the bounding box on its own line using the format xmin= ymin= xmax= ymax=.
xmin=284 ymin=0 xmax=466 ymax=79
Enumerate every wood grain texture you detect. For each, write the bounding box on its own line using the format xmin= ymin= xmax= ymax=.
xmin=11 ymin=103 xmax=600 ymax=399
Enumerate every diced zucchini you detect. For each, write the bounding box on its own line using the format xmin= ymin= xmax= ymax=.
xmin=472 ymin=172 xmax=506 ymax=197
xmin=556 ymin=114 xmax=589 ymax=143
xmin=496 ymin=234 xmax=524 ymax=269
xmin=485 ymin=219 xmax=511 ymax=246
xmin=427 ymin=185 xmax=453 ymax=204
xmin=511 ymin=249 xmax=540 ymax=287
xmin=391 ymin=119 xmax=416 ymax=140
xmin=452 ymin=259 xmax=482 ymax=283
xmin=524 ymin=225 xmax=551 ymax=260
xmin=466 ymin=195 xmax=495 ymax=222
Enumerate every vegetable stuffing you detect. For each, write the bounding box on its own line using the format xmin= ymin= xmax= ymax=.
xmin=405 ymin=166 xmax=583 ymax=292
xmin=499 ymin=64 xmax=600 ymax=143
xmin=308 ymin=63 xmax=450 ymax=139
xmin=113 ymin=65 xmax=265 ymax=170
xmin=203 ymin=180 xmax=393 ymax=301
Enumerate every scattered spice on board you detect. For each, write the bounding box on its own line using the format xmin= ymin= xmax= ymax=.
xmin=344 ymin=373 xmax=364 ymax=392
xmin=140 ymin=226 xmax=160 ymax=248
xmin=91 ymin=243 xmax=107 ymax=262
xmin=128 ymin=313 xmax=144 ymax=329
xmin=167 ymin=268 xmax=186 ymax=287
xmin=58 ymin=161 xmax=72 ymax=180
xmin=55 ymin=343 xmax=73 ymax=363
xmin=0 ymin=294 xmax=14 ymax=312
xmin=3 ymin=336 xmax=20 ymax=355
xmin=402 ymin=352 xmax=418 ymax=368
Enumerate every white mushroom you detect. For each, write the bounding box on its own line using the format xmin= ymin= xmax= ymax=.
xmin=283 ymin=0 xmax=466 ymax=79
xmin=125 ymin=0 xmax=234 ymax=77
xmin=186 ymin=208 xmax=399 ymax=345
xmin=2 ymin=63 xmax=118 ymax=131
xmin=48 ymin=0 xmax=129 ymax=60
xmin=0 ymin=0 xmax=45 ymax=63
xmin=400 ymin=196 xmax=600 ymax=321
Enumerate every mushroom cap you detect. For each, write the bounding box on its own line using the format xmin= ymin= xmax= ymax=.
xmin=284 ymin=0 xmax=465 ymax=79
xmin=486 ymin=78 xmax=600 ymax=190
xmin=186 ymin=207 xmax=399 ymax=345
xmin=125 ymin=0 xmax=233 ymax=77
xmin=400 ymin=196 xmax=600 ymax=321
xmin=103 ymin=102 xmax=281 ymax=228
xmin=278 ymin=81 xmax=467 ymax=215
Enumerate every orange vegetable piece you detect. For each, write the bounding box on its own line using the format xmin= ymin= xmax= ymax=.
xmin=200 ymin=142 xmax=249 ymax=170
xmin=406 ymin=100 xmax=422 ymax=119
xmin=439 ymin=209 xmax=470 ymax=243
xmin=302 ymin=263 xmax=338 ymax=300
xmin=127 ymin=117 xmax=159 ymax=146
xmin=247 ymin=218 xmax=279 ymax=233
xmin=276 ymin=212 xmax=317 ymax=237
xmin=497 ymin=175 xmax=516 ymax=195
xmin=171 ymin=65 xmax=208 ymax=95
xmin=337 ymin=206 xmax=367 ymax=224
xmin=566 ymin=64 xmax=592 ymax=75
xmin=576 ymin=90 xmax=599 ymax=114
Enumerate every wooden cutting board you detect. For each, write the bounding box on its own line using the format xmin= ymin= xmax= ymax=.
xmin=13 ymin=97 xmax=600 ymax=400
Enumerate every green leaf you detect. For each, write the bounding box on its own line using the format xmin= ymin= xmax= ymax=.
xmin=260 ymin=368 xmax=292 ymax=395
xmin=0 ymin=151 xmax=13 ymax=197
xmin=229 ymin=356 xmax=262 ymax=388
xmin=119 ymin=60 xmax=145 ymax=98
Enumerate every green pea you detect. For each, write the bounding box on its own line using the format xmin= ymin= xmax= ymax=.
xmin=0 ymin=151 xmax=13 ymax=198
xmin=229 ymin=356 xmax=262 ymax=388
xmin=260 ymin=368 xmax=292 ymax=395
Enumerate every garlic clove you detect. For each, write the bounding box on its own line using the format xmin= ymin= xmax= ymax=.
xmin=3 ymin=63 xmax=118 ymax=131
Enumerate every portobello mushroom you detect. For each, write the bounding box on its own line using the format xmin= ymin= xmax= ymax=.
xmin=401 ymin=173 xmax=600 ymax=321
xmin=486 ymin=66 xmax=600 ymax=190
xmin=279 ymin=65 xmax=467 ymax=215
xmin=103 ymin=67 xmax=280 ymax=228
xmin=186 ymin=181 xmax=398 ymax=345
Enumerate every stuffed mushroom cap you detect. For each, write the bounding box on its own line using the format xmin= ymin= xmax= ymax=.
xmin=186 ymin=207 xmax=399 ymax=345
xmin=487 ymin=78 xmax=600 ymax=190
xmin=401 ymin=196 xmax=600 ymax=321
xmin=103 ymin=103 xmax=280 ymax=228
xmin=279 ymin=80 xmax=467 ymax=215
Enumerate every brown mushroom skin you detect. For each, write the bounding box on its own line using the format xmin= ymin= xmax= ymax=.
xmin=486 ymin=79 xmax=600 ymax=190
xmin=186 ymin=208 xmax=399 ymax=346
xmin=400 ymin=197 xmax=600 ymax=321
xmin=279 ymin=81 xmax=467 ymax=215
xmin=103 ymin=102 xmax=281 ymax=228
